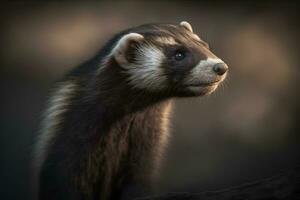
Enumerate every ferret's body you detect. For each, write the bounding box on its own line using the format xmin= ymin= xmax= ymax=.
xmin=34 ymin=22 xmax=228 ymax=200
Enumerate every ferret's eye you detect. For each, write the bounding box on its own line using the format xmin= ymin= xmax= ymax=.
xmin=174 ymin=51 xmax=185 ymax=61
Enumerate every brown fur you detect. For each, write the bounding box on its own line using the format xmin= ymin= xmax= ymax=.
xmin=34 ymin=22 xmax=227 ymax=200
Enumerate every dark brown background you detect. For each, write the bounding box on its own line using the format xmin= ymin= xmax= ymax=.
xmin=0 ymin=1 xmax=299 ymax=199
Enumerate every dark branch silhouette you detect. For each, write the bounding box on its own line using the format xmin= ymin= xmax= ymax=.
xmin=138 ymin=166 xmax=300 ymax=200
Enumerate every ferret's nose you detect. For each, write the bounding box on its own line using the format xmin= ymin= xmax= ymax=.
xmin=212 ymin=63 xmax=228 ymax=76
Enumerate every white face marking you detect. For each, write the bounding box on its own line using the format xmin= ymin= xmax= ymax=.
xmin=197 ymin=58 xmax=224 ymax=68
xmin=125 ymin=43 xmax=167 ymax=90
xmin=34 ymin=81 xmax=77 ymax=170
xmin=98 ymin=33 xmax=167 ymax=90
xmin=185 ymin=58 xmax=226 ymax=85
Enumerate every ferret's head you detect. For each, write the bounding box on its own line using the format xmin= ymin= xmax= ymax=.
xmin=110 ymin=21 xmax=228 ymax=97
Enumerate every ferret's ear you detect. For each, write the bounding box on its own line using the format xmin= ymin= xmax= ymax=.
xmin=179 ymin=21 xmax=193 ymax=33
xmin=112 ymin=33 xmax=144 ymax=66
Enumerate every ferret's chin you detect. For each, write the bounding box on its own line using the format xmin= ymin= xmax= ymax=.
xmin=188 ymin=84 xmax=218 ymax=96
xmin=177 ymin=84 xmax=219 ymax=97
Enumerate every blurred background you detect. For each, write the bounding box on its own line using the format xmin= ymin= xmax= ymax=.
xmin=0 ymin=1 xmax=299 ymax=199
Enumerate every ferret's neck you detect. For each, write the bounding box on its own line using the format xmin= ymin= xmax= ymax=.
xmin=91 ymin=58 xmax=170 ymax=116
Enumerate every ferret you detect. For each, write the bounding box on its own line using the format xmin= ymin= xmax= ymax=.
xmin=33 ymin=21 xmax=228 ymax=200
